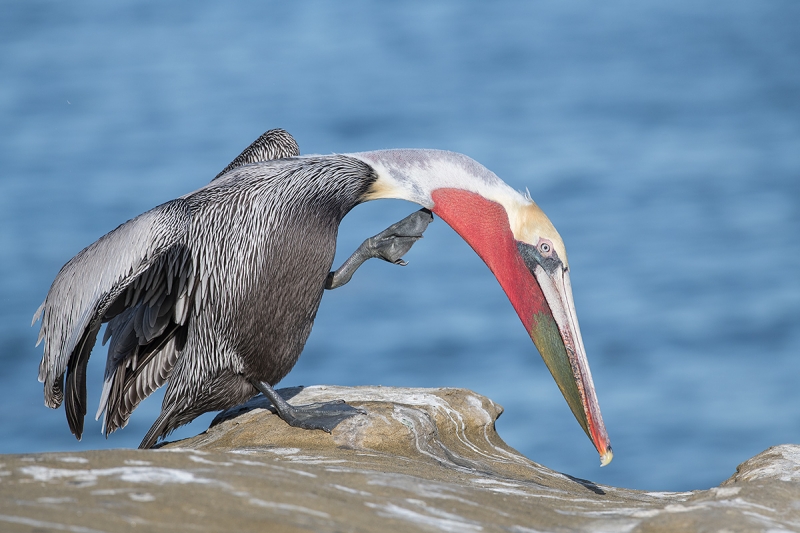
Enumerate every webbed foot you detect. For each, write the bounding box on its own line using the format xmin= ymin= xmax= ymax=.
xmin=326 ymin=208 xmax=433 ymax=289
xmin=250 ymin=380 xmax=366 ymax=432
xmin=278 ymin=401 xmax=366 ymax=432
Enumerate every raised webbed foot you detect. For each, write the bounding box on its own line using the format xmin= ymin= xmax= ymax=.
xmin=326 ymin=208 xmax=433 ymax=289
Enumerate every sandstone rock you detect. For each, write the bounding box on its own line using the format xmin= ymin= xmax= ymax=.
xmin=1 ymin=386 xmax=798 ymax=532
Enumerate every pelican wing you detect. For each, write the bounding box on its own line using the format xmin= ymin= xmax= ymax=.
xmin=33 ymin=199 xmax=193 ymax=438
xmin=212 ymin=128 xmax=300 ymax=181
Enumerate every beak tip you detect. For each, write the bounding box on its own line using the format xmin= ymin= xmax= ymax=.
xmin=599 ymin=447 xmax=613 ymax=467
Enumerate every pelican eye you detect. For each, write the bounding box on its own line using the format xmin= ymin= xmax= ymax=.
xmin=539 ymin=242 xmax=551 ymax=254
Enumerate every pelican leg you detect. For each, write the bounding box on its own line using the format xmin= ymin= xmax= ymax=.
xmin=250 ymin=380 xmax=366 ymax=432
xmin=326 ymin=208 xmax=433 ymax=290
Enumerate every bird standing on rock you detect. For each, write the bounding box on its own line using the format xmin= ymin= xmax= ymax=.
xmin=34 ymin=129 xmax=613 ymax=465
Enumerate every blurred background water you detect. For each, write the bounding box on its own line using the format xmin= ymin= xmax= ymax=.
xmin=1 ymin=0 xmax=798 ymax=492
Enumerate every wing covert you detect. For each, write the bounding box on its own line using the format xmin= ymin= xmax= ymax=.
xmin=212 ymin=128 xmax=300 ymax=181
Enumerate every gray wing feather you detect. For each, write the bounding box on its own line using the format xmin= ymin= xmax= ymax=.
xmin=95 ymin=244 xmax=195 ymax=435
xmin=212 ymin=128 xmax=300 ymax=181
xmin=33 ymin=200 xmax=192 ymax=436
xmin=98 ymin=321 xmax=183 ymax=435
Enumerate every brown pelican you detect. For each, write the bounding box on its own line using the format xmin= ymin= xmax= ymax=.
xmin=33 ymin=129 xmax=613 ymax=465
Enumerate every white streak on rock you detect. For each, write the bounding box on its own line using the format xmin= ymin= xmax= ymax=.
xmin=331 ymin=484 xmax=371 ymax=497
xmin=248 ymin=498 xmax=330 ymax=518
xmin=37 ymin=497 xmax=76 ymax=504
xmin=365 ymin=501 xmax=483 ymax=532
xmin=710 ymin=487 xmax=741 ymax=498
xmin=20 ymin=466 xmax=214 ymax=486
xmin=262 ymin=447 xmax=300 ymax=456
xmin=188 ymin=455 xmax=232 ymax=466
xmin=129 ymin=493 xmax=156 ymax=502
xmin=0 ymin=514 xmax=107 ymax=533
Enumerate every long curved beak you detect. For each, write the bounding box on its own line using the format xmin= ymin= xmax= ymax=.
xmin=529 ymin=264 xmax=613 ymax=466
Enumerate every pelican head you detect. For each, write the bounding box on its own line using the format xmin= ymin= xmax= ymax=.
xmin=355 ymin=149 xmax=612 ymax=465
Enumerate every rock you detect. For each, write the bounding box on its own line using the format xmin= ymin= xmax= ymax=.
xmin=1 ymin=386 xmax=798 ymax=532
xmin=722 ymin=444 xmax=800 ymax=484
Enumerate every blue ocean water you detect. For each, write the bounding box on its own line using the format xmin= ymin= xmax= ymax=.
xmin=1 ymin=1 xmax=798 ymax=492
